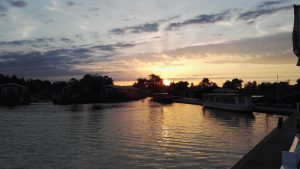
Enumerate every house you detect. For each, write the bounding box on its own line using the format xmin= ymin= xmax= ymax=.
xmin=0 ymin=83 xmax=30 ymax=105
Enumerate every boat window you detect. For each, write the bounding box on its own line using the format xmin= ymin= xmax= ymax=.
xmin=223 ymin=96 xmax=230 ymax=104
xmin=230 ymin=96 xmax=235 ymax=104
xmin=238 ymin=96 xmax=246 ymax=104
xmin=212 ymin=96 xmax=216 ymax=102
xmin=216 ymin=96 xmax=222 ymax=103
xmin=247 ymin=97 xmax=252 ymax=104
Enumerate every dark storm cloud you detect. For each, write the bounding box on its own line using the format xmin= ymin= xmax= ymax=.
xmin=238 ymin=5 xmax=292 ymax=22
xmin=110 ymin=22 xmax=159 ymax=35
xmin=166 ymin=10 xmax=231 ymax=30
xmin=7 ymin=0 xmax=27 ymax=8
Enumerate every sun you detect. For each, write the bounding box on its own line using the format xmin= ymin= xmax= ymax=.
xmin=163 ymin=79 xmax=171 ymax=86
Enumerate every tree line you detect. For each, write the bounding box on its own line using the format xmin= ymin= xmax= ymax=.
xmin=1 ymin=73 xmax=300 ymax=101
xmin=132 ymin=74 xmax=300 ymax=97
xmin=0 ymin=74 xmax=113 ymax=101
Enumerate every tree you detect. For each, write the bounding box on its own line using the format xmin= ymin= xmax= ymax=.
xmin=169 ymin=81 xmax=189 ymax=95
xmin=190 ymin=82 xmax=195 ymax=88
xmin=198 ymin=78 xmax=218 ymax=89
xmin=133 ymin=78 xmax=148 ymax=89
xmin=148 ymin=74 xmax=163 ymax=86
xmin=223 ymin=78 xmax=244 ymax=89
xmin=244 ymin=81 xmax=258 ymax=91
xmin=146 ymin=74 xmax=164 ymax=92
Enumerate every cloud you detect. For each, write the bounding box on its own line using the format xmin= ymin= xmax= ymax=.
xmin=91 ymin=42 xmax=135 ymax=51
xmin=166 ymin=10 xmax=231 ymax=30
xmin=7 ymin=0 xmax=27 ymax=8
xmin=46 ymin=0 xmax=64 ymax=12
xmin=66 ymin=1 xmax=75 ymax=6
xmin=0 ymin=38 xmax=55 ymax=47
xmin=130 ymin=32 xmax=295 ymax=66
xmin=0 ymin=39 xmax=137 ymax=79
xmin=0 ymin=49 xmax=112 ymax=79
xmin=61 ymin=38 xmax=73 ymax=44
xmin=0 ymin=4 xmax=7 ymax=12
xmin=111 ymin=22 xmax=159 ymax=35
xmin=238 ymin=5 xmax=292 ymax=22
xmin=257 ymin=1 xmax=284 ymax=8
xmin=88 ymin=7 xmax=99 ymax=11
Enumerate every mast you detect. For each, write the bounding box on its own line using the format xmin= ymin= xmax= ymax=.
xmin=276 ymin=74 xmax=279 ymax=104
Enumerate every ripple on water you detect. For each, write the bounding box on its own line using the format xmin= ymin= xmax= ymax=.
xmin=0 ymin=100 xmax=286 ymax=169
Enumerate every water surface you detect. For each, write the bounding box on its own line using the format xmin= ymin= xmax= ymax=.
xmin=0 ymin=99 xmax=285 ymax=169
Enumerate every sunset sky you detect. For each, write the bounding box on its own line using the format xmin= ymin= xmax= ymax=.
xmin=0 ymin=0 xmax=299 ymax=85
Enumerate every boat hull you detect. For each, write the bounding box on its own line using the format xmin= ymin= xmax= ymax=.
xmin=203 ymin=102 xmax=253 ymax=112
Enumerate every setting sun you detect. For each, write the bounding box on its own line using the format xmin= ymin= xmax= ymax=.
xmin=163 ymin=79 xmax=171 ymax=86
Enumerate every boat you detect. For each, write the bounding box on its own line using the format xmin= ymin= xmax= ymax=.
xmin=203 ymin=89 xmax=253 ymax=112
xmin=152 ymin=93 xmax=173 ymax=103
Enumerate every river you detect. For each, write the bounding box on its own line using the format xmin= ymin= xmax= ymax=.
xmin=0 ymin=98 xmax=285 ymax=169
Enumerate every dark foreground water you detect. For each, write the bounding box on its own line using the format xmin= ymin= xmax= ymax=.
xmin=0 ymin=99 xmax=285 ymax=169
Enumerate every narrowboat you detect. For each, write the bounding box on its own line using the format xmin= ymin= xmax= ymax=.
xmin=203 ymin=89 xmax=253 ymax=112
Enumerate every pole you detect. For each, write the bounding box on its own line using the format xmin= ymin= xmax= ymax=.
xmin=277 ymin=74 xmax=279 ymax=105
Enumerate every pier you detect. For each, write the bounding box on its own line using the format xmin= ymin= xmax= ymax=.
xmin=172 ymin=98 xmax=300 ymax=168
xmin=231 ymin=109 xmax=298 ymax=169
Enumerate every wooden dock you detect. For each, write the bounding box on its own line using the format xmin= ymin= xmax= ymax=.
xmin=231 ymin=110 xmax=298 ymax=169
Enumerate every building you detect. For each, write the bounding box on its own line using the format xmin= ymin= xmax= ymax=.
xmin=0 ymin=83 xmax=30 ymax=105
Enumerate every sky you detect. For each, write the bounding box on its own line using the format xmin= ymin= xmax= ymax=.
xmin=0 ymin=0 xmax=299 ymax=86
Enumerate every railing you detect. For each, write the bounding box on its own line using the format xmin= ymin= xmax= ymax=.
xmin=280 ymin=135 xmax=300 ymax=169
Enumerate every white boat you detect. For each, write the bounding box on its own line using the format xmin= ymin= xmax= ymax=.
xmin=203 ymin=89 xmax=253 ymax=112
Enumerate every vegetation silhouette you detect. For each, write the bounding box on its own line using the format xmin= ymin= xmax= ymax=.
xmin=0 ymin=73 xmax=300 ymax=106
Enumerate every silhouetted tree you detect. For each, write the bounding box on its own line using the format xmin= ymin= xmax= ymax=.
xmin=190 ymin=82 xmax=195 ymax=88
xmin=133 ymin=78 xmax=148 ymax=89
xmin=223 ymin=78 xmax=243 ymax=89
xmin=169 ymin=81 xmax=189 ymax=95
xmin=146 ymin=74 xmax=163 ymax=92
xmin=244 ymin=81 xmax=258 ymax=91
xmin=198 ymin=78 xmax=218 ymax=88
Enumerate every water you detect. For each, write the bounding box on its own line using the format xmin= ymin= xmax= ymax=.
xmin=0 ymin=98 xmax=285 ymax=169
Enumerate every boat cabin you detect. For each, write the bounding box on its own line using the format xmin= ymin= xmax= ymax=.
xmin=203 ymin=89 xmax=253 ymax=112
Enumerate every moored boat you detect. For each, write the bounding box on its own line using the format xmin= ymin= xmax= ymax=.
xmin=152 ymin=93 xmax=173 ymax=103
xmin=203 ymin=89 xmax=253 ymax=112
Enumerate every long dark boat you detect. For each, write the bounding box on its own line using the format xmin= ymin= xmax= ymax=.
xmin=152 ymin=93 xmax=173 ymax=103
